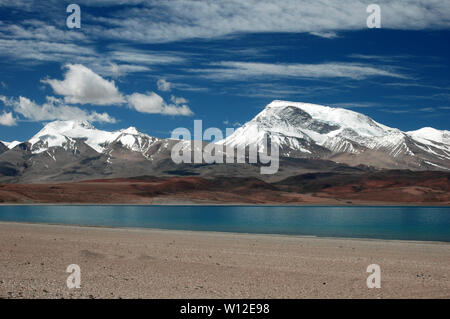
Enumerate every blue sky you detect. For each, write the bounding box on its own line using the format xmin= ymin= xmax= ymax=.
xmin=0 ymin=0 xmax=449 ymax=142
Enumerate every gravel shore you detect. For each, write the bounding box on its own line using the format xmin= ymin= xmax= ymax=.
xmin=0 ymin=222 xmax=449 ymax=299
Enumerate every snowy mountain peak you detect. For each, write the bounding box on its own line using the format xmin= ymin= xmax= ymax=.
xmin=407 ymin=127 xmax=450 ymax=146
xmin=223 ymin=100 xmax=399 ymax=153
xmin=260 ymin=100 xmax=396 ymax=137
xmin=121 ymin=127 xmax=139 ymax=135
xmin=38 ymin=119 xmax=95 ymax=133
xmin=27 ymin=120 xmax=159 ymax=155
xmin=29 ymin=120 xmax=101 ymax=153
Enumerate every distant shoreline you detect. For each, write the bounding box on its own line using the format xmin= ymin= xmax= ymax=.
xmin=0 ymin=202 xmax=449 ymax=207
xmin=1 ymin=220 xmax=449 ymax=244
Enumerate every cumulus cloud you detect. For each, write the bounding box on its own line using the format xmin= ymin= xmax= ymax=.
xmin=191 ymin=61 xmax=405 ymax=80
xmin=157 ymin=78 xmax=171 ymax=92
xmin=41 ymin=64 xmax=125 ymax=105
xmin=127 ymin=92 xmax=193 ymax=116
xmin=0 ymin=95 xmax=116 ymax=123
xmin=2 ymin=63 xmax=194 ymax=121
xmin=0 ymin=111 xmax=17 ymax=126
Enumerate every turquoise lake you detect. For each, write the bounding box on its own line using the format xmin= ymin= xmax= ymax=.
xmin=0 ymin=206 xmax=449 ymax=242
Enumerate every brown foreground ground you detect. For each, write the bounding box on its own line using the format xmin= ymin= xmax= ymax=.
xmin=0 ymin=222 xmax=449 ymax=299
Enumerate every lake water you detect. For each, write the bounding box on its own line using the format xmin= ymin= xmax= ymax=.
xmin=0 ymin=205 xmax=449 ymax=242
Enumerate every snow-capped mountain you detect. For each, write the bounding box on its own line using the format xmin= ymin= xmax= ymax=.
xmin=221 ymin=100 xmax=450 ymax=170
xmin=0 ymin=120 xmax=170 ymax=183
xmin=28 ymin=120 xmax=160 ymax=157
xmin=0 ymin=100 xmax=449 ymax=183
xmin=221 ymin=100 xmax=399 ymax=152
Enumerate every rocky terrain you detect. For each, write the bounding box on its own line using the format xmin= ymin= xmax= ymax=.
xmin=0 ymin=170 xmax=449 ymax=205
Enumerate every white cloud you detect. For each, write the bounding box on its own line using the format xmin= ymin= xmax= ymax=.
xmin=111 ymin=51 xmax=185 ymax=65
xmin=157 ymin=78 xmax=171 ymax=92
xmin=0 ymin=111 xmax=16 ymax=126
xmin=1 ymin=20 xmax=87 ymax=42
xmin=0 ymin=36 xmax=185 ymax=77
xmin=0 ymin=95 xmax=116 ymax=123
xmin=127 ymin=92 xmax=193 ymax=116
xmin=0 ymin=39 xmax=96 ymax=63
xmin=170 ymin=83 xmax=210 ymax=92
xmin=1 ymin=62 xmax=195 ymax=125
xmin=105 ymin=62 xmax=151 ymax=78
xmin=309 ymin=31 xmax=339 ymax=39
xmin=0 ymin=0 xmax=449 ymax=74
xmin=329 ymin=102 xmax=381 ymax=109
xmin=89 ymin=0 xmax=450 ymax=43
xmin=170 ymin=95 xmax=188 ymax=105
xmin=191 ymin=61 xmax=405 ymax=80
xmin=42 ymin=64 xmax=125 ymax=105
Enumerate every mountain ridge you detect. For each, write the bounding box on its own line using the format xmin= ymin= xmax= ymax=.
xmin=0 ymin=100 xmax=449 ymax=183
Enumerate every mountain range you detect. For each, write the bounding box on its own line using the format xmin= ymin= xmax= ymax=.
xmin=0 ymin=100 xmax=449 ymax=184
xmin=222 ymin=101 xmax=450 ymax=171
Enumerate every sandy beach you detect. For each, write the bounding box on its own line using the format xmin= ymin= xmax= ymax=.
xmin=0 ymin=222 xmax=449 ymax=299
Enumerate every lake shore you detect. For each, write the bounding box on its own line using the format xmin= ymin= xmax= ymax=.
xmin=0 ymin=222 xmax=449 ymax=299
